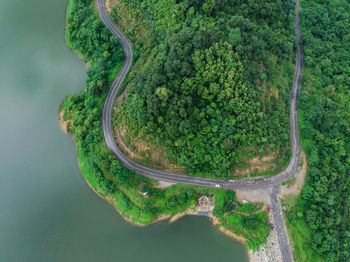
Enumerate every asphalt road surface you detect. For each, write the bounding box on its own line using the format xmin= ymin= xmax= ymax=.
xmin=97 ymin=0 xmax=302 ymax=261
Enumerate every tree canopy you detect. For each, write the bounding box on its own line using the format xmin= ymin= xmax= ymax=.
xmin=286 ymin=1 xmax=350 ymax=261
xmin=117 ymin=0 xmax=295 ymax=176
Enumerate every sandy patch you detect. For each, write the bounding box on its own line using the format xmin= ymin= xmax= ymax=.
xmin=58 ymin=110 xmax=71 ymax=134
xmin=235 ymin=188 xmax=271 ymax=205
xmin=105 ymin=0 xmax=113 ymax=12
xmin=158 ymin=180 xmax=176 ymax=188
xmin=168 ymin=207 xmax=197 ymax=224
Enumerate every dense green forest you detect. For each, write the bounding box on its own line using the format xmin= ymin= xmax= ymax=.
xmin=60 ymin=0 xmax=270 ymax=250
xmin=114 ymin=0 xmax=296 ymax=177
xmin=59 ymin=0 xmax=350 ymax=259
xmin=285 ymin=0 xmax=350 ymax=261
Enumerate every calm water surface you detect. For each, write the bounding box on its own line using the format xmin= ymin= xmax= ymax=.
xmin=0 ymin=0 xmax=248 ymax=261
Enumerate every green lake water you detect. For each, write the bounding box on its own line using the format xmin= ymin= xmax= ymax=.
xmin=0 ymin=0 xmax=248 ymax=261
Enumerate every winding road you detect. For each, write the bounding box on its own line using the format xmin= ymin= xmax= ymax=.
xmin=98 ymin=0 xmax=302 ymax=190
xmin=97 ymin=0 xmax=302 ymax=261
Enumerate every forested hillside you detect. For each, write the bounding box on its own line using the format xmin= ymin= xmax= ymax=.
xmin=60 ymin=0 xmax=271 ymax=249
xmin=113 ymin=0 xmax=296 ymax=177
xmin=285 ymin=0 xmax=350 ymax=261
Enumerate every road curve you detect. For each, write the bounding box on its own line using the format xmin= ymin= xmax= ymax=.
xmin=98 ymin=0 xmax=302 ymax=190
xmin=98 ymin=1 xmax=302 ymax=261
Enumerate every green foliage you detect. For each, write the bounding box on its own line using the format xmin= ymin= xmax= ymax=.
xmin=283 ymin=197 xmax=327 ymax=262
xmin=235 ymin=202 xmax=263 ymax=214
xmin=221 ymin=212 xmax=270 ymax=251
xmin=66 ymin=0 xmax=123 ymax=96
xmin=286 ymin=1 xmax=350 ymax=261
xmin=62 ymin=0 xmax=125 ymax=198
xmin=116 ymin=0 xmax=295 ymax=176
xmin=62 ymin=0 xmax=218 ymax=226
xmin=62 ymin=0 xmax=272 ymax=249
xmin=212 ymin=190 xmax=268 ymax=250
xmin=213 ymin=190 xmax=236 ymax=217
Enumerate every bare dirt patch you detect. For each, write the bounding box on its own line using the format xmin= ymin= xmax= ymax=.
xmin=280 ymin=151 xmax=307 ymax=196
xmin=235 ymin=154 xmax=277 ymax=176
xmin=59 ymin=110 xmax=71 ymax=134
xmin=273 ymin=88 xmax=279 ymax=99
xmin=115 ymin=85 xmax=128 ymax=103
xmin=115 ymin=127 xmax=142 ymax=160
xmin=105 ymin=0 xmax=113 ymax=11
xmin=158 ymin=180 xmax=176 ymax=188
xmin=114 ymin=122 xmax=185 ymax=173
xmin=236 ymin=188 xmax=272 ymax=205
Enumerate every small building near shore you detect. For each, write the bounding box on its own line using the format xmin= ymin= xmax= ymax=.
xmin=196 ymin=195 xmax=215 ymax=216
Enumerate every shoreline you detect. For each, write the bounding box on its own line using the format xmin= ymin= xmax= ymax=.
xmin=209 ymin=213 xmax=260 ymax=262
xmin=59 ymin=108 xmax=254 ymax=240
xmin=58 ymin=109 xmax=70 ymax=135
xmin=209 ymin=213 xmax=247 ymax=244
xmin=59 ymin=105 xmax=268 ymax=262
xmin=60 ymin=1 xmax=270 ymax=260
xmin=247 ymin=211 xmax=283 ymax=262
xmin=58 ymin=112 xmax=205 ymax=227
xmin=58 ymin=110 xmax=176 ymax=227
xmin=59 ymin=110 xmax=265 ymax=262
xmin=59 ymin=0 xmax=205 ymax=228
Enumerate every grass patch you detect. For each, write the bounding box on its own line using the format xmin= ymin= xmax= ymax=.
xmin=283 ymin=196 xmax=327 ymax=262
xmin=221 ymin=211 xmax=270 ymax=250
